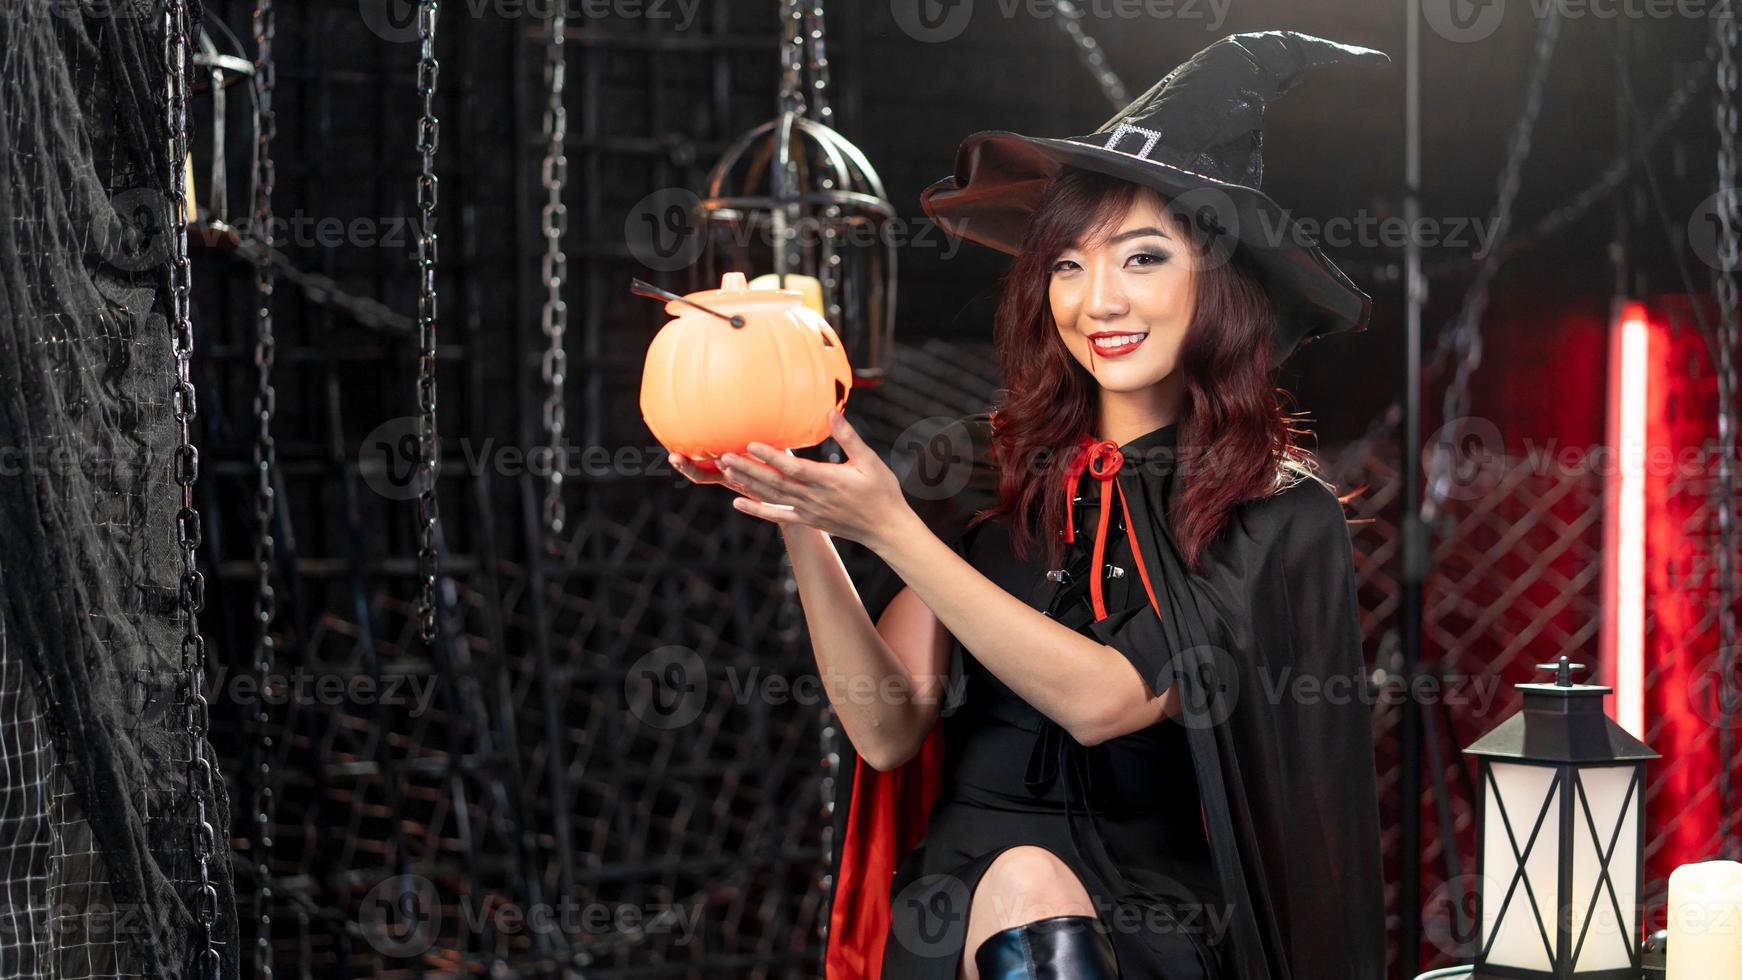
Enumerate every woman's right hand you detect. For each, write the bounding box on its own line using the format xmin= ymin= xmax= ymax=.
xmin=670 ymin=452 xmax=747 ymax=493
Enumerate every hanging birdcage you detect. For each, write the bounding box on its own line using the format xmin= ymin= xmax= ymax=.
xmin=183 ymin=15 xmax=259 ymax=247
xmin=694 ymin=0 xmax=897 ymax=386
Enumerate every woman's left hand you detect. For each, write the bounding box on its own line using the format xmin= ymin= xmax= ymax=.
xmin=717 ymin=410 xmax=910 ymax=549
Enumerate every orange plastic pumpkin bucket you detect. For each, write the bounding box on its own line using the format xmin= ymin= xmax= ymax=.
xmin=640 ymin=271 xmax=853 ymax=472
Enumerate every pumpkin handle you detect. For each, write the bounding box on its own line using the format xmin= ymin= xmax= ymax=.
xmin=629 ymin=277 xmax=745 ymax=328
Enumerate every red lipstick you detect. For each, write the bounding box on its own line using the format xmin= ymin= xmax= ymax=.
xmin=1087 ymin=331 xmax=1148 ymax=358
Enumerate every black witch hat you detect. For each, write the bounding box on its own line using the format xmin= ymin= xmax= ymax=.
xmin=920 ymin=30 xmax=1391 ymax=363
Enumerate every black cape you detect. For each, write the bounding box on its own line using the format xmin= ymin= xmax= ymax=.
xmin=828 ymin=412 xmax=1386 ymax=979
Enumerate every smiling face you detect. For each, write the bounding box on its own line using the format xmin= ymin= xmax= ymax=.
xmin=1048 ymin=188 xmax=1197 ymax=395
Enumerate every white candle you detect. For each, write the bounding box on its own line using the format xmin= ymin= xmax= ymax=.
xmin=748 ymin=272 xmax=826 ymax=320
xmin=1668 ymin=860 xmax=1742 ymax=978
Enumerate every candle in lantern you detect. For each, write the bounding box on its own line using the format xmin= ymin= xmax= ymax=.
xmin=1667 ymin=860 xmax=1742 ymax=978
xmin=183 ymin=152 xmax=200 ymax=224
xmin=749 ymin=272 xmax=826 ymax=320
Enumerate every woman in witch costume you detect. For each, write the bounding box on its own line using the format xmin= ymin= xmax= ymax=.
xmin=670 ymin=31 xmax=1390 ymax=980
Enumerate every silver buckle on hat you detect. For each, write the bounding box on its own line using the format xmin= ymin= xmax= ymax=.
xmin=1103 ymin=120 xmax=1163 ymax=158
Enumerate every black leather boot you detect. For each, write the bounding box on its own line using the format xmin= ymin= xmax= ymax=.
xmin=972 ymin=914 xmax=1120 ymax=979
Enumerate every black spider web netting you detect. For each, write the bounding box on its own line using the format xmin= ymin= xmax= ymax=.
xmin=0 ymin=1 xmax=239 ymax=977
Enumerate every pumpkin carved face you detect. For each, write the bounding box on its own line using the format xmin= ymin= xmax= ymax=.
xmin=640 ymin=272 xmax=852 ymax=471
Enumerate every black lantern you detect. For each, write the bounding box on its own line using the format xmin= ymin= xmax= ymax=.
xmin=1462 ymin=655 xmax=1659 ymax=979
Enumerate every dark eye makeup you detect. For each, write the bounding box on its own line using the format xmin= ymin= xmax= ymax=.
xmin=1049 ymin=251 xmax=1170 ymax=275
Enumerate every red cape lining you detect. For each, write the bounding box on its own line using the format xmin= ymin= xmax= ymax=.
xmin=824 ymin=718 xmax=1211 ymax=977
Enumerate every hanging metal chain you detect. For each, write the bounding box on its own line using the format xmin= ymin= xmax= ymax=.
xmin=538 ymin=0 xmax=569 ymax=552
xmin=801 ymin=1 xmax=844 ymax=327
xmin=165 ymin=1 xmax=221 ymax=975
xmin=772 ymin=0 xmax=806 ymax=279
xmin=415 ymin=0 xmax=443 ymax=644
xmin=1052 ymin=1 xmax=1128 ymax=109
xmin=801 ymin=1 xmax=833 ymax=126
xmin=1362 ymin=3 xmax=1558 ymax=517
xmin=230 ymin=234 xmax=416 ymax=334
xmin=783 ymin=7 xmax=841 ymax=965
xmin=778 ymin=2 xmax=834 ymax=124
xmin=1424 ymin=4 xmax=1559 ymax=520
xmin=778 ymin=0 xmax=806 ymax=117
xmin=1329 ymin=8 xmax=1597 ymax=496
xmin=1712 ymin=0 xmax=1740 ymax=813
xmin=1332 ymin=44 xmax=1715 ymax=288
xmin=249 ymin=0 xmax=279 ymax=973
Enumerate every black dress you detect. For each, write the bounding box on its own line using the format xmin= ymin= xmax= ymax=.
xmin=834 ymin=411 xmax=1388 ymax=980
xmin=873 ymin=421 xmax=1226 ymax=979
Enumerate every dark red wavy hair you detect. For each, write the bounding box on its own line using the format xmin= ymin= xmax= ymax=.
xmin=964 ymin=166 xmax=1331 ymax=574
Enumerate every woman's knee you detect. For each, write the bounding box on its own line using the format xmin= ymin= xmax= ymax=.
xmin=971 ymin=845 xmax=1097 ymax=927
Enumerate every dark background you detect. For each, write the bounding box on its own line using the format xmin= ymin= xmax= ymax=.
xmin=176 ymin=1 xmax=1723 ymax=976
